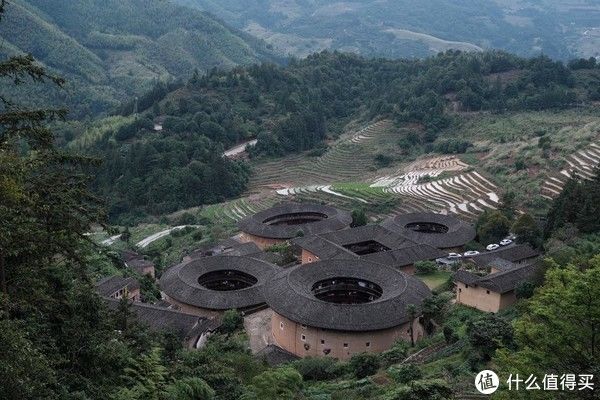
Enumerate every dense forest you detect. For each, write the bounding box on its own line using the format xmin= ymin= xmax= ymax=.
xmin=70 ymin=50 xmax=598 ymax=222
xmin=0 ymin=0 xmax=279 ymax=117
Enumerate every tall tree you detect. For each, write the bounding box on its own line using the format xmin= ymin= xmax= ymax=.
xmin=495 ymin=257 xmax=600 ymax=400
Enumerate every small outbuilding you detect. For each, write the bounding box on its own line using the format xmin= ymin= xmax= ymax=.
xmin=466 ymin=244 xmax=539 ymax=267
xmin=160 ymin=255 xmax=279 ymax=317
xmin=237 ymin=203 xmax=352 ymax=249
xmin=96 ymin=276 xmax=141 ymax=301
xmin=105 ymin=299 xmax=221 ymax=349
xmin=454 ymin=263 xmax=537 ymax=313
xmin=382 ymin=212 xmax=476 ymax=251
xmin=263 ymin=259 xmax=431 ymax=360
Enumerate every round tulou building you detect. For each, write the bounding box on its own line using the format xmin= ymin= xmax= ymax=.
xmin=160 ymin=255 xmax=278 ymax=317
xmin=237 ymin=202 xmax=353 ymax=249
xmin=263 ymin=259 xmax=432 ymax=360
xmin=382 ymin=212 xmax=476 ymax=251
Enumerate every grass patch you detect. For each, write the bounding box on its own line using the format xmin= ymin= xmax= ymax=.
xmin=416 ymin=271 xmax=452 ymax=290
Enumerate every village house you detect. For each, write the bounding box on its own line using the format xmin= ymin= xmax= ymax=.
xmin=122 ymin=250 xmax=156 ymax=278
xmin=105 ymin=299 xmax=221 ymax=349
xmin=96 ymin=276 xmax=141 ymax=301
xmin=454 ymin=262 xmax=537 ymax=313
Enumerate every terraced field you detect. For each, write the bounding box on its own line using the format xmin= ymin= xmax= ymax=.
xmin=199 ymin=192 xmax=280 ymax=225
xmin=541 ymin=142 xmax=600 ymax=199
xmin=379 ymin=171 xmax=499 ymax=219
xmin=271 ymin=154 xmax=499 ymax=221
xmin=248 ymin=120 xmax=396 ymax=190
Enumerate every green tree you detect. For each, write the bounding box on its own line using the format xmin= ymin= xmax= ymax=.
xmin=512 ymin=213 xmax=542 ymax=248
xmin=221 ymin=309 xmax=243 ymax=334
xmin=384 ymin=379 xmax=453 ymax=400
xmin=242 ymin=367 xmax=302 ymax=400
xmin=349 ymin=352 xmax=380 ymax=379
xmin=116 ymin=348 xmax=167 ymax=400
xmin=515 ymin=281 xmax=535 ymax=299
xmin=414 ymin=260 xmax=437 ymax=275
xmin=495 ymin=257 xmax=600 ymax=397
xmin=163 ymin=378 xmax=215 ymax=400
xmin=351 ymin=208 xmax=368 ymax=227
xmin=476 ymin=210 xmax=511 ymax=244
xmin=467 ymin=314 xmax=514 ymax=361
xmin=388 ymin=364 xmax=423 ymax=384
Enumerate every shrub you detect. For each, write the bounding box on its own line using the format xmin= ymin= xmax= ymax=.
xmin=351 ymin=208 xmax=368 ymax=227
xmin=388 ymin=364 xmax=422 ymax=384
xmin=349 ymin=352 xmax=380 ymax=379
xmin=176 ymin=212 xmax=197 ymax=225
xmin=381 ymin=340 xmax=409 ymax=366
xmin=292 ymin=357 xmax=341 ymax=381
xmin=374 ymin=153 xmax=393 ymax=168
xmin=414 ymin=261 xmax=437 ymax=275
xmin=220 ymin=310 xmax=243 ymax=334
xmin=515 ymin=281 xmax=535 ymax=299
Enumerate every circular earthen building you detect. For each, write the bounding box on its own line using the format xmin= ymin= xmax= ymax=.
xmin=263 ymin=259 xmax=431 ymax=360
xmin=160 ymin=255 xmax=278 ymax=317
xmin=237 ymin=203 xmax=352 ymax=249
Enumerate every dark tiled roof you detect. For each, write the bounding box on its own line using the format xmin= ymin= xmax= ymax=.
xmin=104 ymin=299 xmax=219 ymax=340
xmin=238 ymin=202 xmax=352 ymax=239
xmin=477 ymin=264 xmax=537 ymax=293
xmin=126 ymin=258 xmax=155 ymax=274
xmin=485 ymin=257 xmax=518 ymax=272
xmin=121 ymin=250 xmax=141 ymax=262
xmin=292 ymin=234 xmax=357 ymax=260
xmin=469 ymin=245 xmax=539 ymax=266
xmin=263 ymin=259 xmax=431 ymax=331
xmin=454 ymin=264 xmax=537 ymax=294
xmin=363 ymin=245 xmax=447 ymax=268
xmin=317 ymin=225 xmax=416 ymax=249
xmin=96 ymin=276 xmax=140 ymax=297
xmin=293 ymin=225 xmax=445 ymax=268
xmin=453 ymin=270 xmax=481 ymax=285
xmin=256 ymin=344 xmax=299 ymax=366
xmin=382 ymin=212 xmax=476 ymax=249
xmin=187 ymin=238 xmax=252 ymax=259
xmin=160 ymin=256 xmax=279 ymax=310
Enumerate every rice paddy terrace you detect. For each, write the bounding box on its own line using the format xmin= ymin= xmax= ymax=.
xmin=189 ymin=113 xmax=600 ymax=228
xmin=244 ymin=120 xmax=503 ymax=222
xmin=541 ymin=142 xmax=600 ymax=199
xmin=248 ymin=120 xmax=396 ymax=189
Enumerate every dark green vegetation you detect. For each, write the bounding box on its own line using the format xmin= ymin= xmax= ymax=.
xmin=178 ymin=0 xmax=599 ymax=60
xmin=545 ymin=170 xmax=600 ymax=237
xmin=0 ymin=0 xmax=278 ymax=117
xmin=3 ymin=4 xmax=600 ymax=398
xmin=72 ymin=50 xmax=596 ymax=223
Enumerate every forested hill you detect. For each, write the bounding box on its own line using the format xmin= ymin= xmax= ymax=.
xmin=0 ymin=0 xmax=280 ymax=118
xmin=176 ymin=0 xmax=599 ymax=60
xmin=70 ymin=50 xmax=600 ymax=223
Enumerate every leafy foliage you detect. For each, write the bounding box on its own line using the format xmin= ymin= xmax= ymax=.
xmin=0 ymin=0 xmax=279 ymax=117
xmin=476 ymin=210 xmax=511 ymax=244
xmin=545 ymin=169 xmax=600 ymax=237
xmin=495 ymin=257 xmax=600 ymax=399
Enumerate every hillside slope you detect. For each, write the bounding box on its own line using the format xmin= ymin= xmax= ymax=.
xmin=177 ymin=0 xmax=599 ymax=60
xmin=0 ymin=0 xmax=279 ymax=117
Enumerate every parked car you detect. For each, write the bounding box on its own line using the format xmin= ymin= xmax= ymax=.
xmin=463 ymin=250 xmax=480 ymax=256
xmin=500 ymin=239 xmax=513 ymax=246
xmin=486 ymin=244 xmax=500 ymax=251
xmin=447 ymin=252 xmax=463 ymax=259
